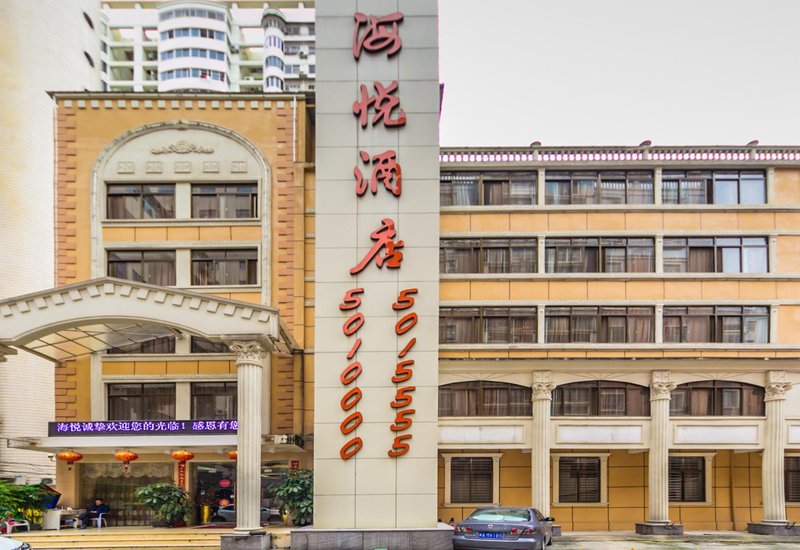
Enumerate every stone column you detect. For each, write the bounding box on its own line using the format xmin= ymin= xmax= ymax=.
xmin=761 ymin=372 xmax=792 ymax=525
xmin=637 ymin=371 xmax=679 ymax=535
xmin=531 ymin=372 xmax=556 ymax=517
xmin=230 ymin=341 xmax=267 ymax=533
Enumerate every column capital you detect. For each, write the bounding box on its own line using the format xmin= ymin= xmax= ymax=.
xmin=229 ymin=340 xmax=268 ymax=365
xmin=650 ymin=381 xmax=676 ymax=401
xmin=765 ymin=381 xmax=792 ymax=402
xmin=531 ymin=381 xmax=556 ymax=401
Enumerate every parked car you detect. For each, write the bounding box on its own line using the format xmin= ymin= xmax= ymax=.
xmin=215 ymin=504 xmax=281 ymax=524
xmin=0 ymin=537 xmax=30 ymax=550
xmin=453 ymin=507 xmax=554 ymax=550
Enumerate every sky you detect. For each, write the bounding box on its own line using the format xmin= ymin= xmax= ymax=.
xmin=437 ymin=0 xmax=800 ymax=147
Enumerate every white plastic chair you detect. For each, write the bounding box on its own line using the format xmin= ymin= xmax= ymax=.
xmin=91 ymin=512 xmax=107 ymax=528
xmin=1 ymin=519 xmax=30 ymax=534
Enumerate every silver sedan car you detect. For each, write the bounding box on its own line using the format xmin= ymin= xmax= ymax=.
xmin=453 ymin=507 xmax=554 ymax=550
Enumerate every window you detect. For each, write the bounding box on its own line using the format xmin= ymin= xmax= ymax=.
xmin=450 ymin=457 xmax=494 ymax=504
xmin=191 ymin=382 xmax=236 ymax=420
xmin=545 ymin=306 xmax=654 ymax=343
xmin=439 ymin=382 xmax=532 ymax=416
xmin=265 ymin=56 xmax=284 ymax=70
xmin=160 ymin=68 xmax=226 ymax=82
xmin=160 ymin=48 xmax=225 ymax=61
xmin=159 ymin=8 xmax=226 ymax=21
xmin=663 ymin=237 xmax=768 ymax=273
xmin=670 ymin=381 xmax=765 ymax=416
xmin=545 ymin=171 xmax=653 ymax=205
xmin=662 ymin=306 xmax=769 ymax=343
xmin=558 ymin=457 xmax=601 ymax=503
xmin=552 ymin=381 xmax=650 ymax=416
xmin=440 ymin=238 xmax=536 ymax=274
xmin=669 ymin=456 xmax=706 ymax=502
xmin=192 ymin=249 xmax=258 ymax=285
xmin=107 ymin=383 xmax=176 ymax=420
xmin=440 ymin=172 xmax=536 ymax=206
xmin=107 ymin=184 xmax=175 ymax=219
xmin=439 ymin=307 xmax=536 ymax=344
xmin=662 ymin=170 xmax=765 ymax=205
xmin=192 ymin=184 xmax=257 ymax=218
xmin=545 ymin=238 xmax=654 ymax=273
xmin=266 ymin=76 xmax=284 ymax=90
xmin=83 ymin=51 xmax=95 ymax=67
xmin=83 ymin=11 xmax=95 ymax=29
xmin=191 ymin=336 xmax=230 ymax=354
xmin=107 ymin=336 xmax=176 ymax=355
xmin=160 ymin=28 xmax=225 ymax=40
xmin=785 ymin=457 xmax=800 ymax=502
xmin=107 ymin=250 xmax=176 ymax=286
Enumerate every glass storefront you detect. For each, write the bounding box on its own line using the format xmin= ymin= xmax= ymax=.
xmin=80 ymin=463 xmax=173 ymax=526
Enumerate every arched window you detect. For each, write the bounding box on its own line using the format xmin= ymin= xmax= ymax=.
xmin=552 ymin=381 xmax=650 ymax=416
xmin=670 ymin=381 xmax=764 ymax=416
xmin=439 ymin=381 xmax=532 ymax=417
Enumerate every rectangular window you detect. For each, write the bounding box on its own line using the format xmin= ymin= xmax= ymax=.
xmin=192 ymin=184 xmax=257 ymax=218
xmin=663 ymin=237 xmax=767 ymax=273
xmin=669 ymin=456 xmax=706 ymax=502
xmin=191 ymin=382 xmax=237 ymax=420
xmin=107 ymin=383 xmax=176 ymax=421
xmin=191 ymin=249 xmax=258 ymax=285
xmin=545 ymin=238 xmax=654 ymax=273
xmin=662 ymin=306 xmax=769 ymax=343
xmin=662 ymin=170 xmax=765 ymax=205
xmin=545 ymin=171 xmax=653 ymax=205
xmin=450 ymin=457 xmax=493 ymax=504
xmin=440 ymin=238 xmax=536 ymax=274
xmin=545 ymin=306 xmax=654 ymax=343
xmin=786 ymin=457 xmax=800 ymax=503
xmin=107 ymin=336 xmax=175 ymax=355
xmin=107 ymin=184 xmax=175 ymax=219
xmin=107 ymin=250 xmax=176 ymax=286
xmin=558 ymin=457 xmax=601 ymax=503
xmin=190 ymin=336 xmax=230 ymax=354
xmin=440 ymin=171 xmax=536 ymax=206
xmin=439 ymin=307 xmax=537 ymax=344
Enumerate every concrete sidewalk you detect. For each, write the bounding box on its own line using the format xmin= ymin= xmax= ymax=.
xmin=556 ymin=531 xmax=800 ymax=548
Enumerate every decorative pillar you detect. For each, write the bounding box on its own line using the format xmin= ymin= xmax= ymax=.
xmin=636 ymin=371 xmax=681 ymax=535
xmin=230 ymin=340 xmax=267 ymax=533
xmin=531 ymin=372 xmax=556 ymax=516
xmin=752 ymin=372 xmax=792 ymax=531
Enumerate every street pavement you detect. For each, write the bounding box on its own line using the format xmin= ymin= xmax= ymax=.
xmin=553 ymin=531 xmax=800 ymax=549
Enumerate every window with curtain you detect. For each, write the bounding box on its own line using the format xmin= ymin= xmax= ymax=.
xmin=544 ymin=171 xmax=653 ymax=205
xmin=107 ymin=184 xmax=175 ymax=219
xmin=107 ymin=383 xmax=176 ymax=420
xmin=191 ymin=382 xmax=237 ymax=419
xmin=545 ymin=238 xmax=654 ymax=273
xmin=662 ymin=306 xmax=769 ymax=343
xmin=191 ymin=184 xmax=258 ymax=218
xmin=435 ymin=238 xmax=536 ymax=274
xmin=439 ymin=307 xmax=537 ymax=344
xmin=107 ymin=250 xmax=176 ymax=285
xmin=662 ymin=170 xmax=765 ymax=205
xmin=451 ymin=457 xmax=494 ymax=503
xmin=190 ymin=336 xmax=231 ymax=353
xmin=669 ymin=381 xmax=765 ymax=416
xmin=785 ymin=457 xmax=800 ymax=502
xmin=663 ymin=237 xmax=767 ymax=273
xmin=552 ymin=381 xmax=650 ymax=416
xmin=439 ymin=381 xmax=532 ymax=416
xmin=440 ymin=171 xmax=536 ymax=206
xmin=191 ymin=249 xmax=258 ymax=285
xmin=545 ymin=306 xmax=654 ymax=343
xmin=558 ymin=457 xmax=601 ymax=503
xmin=669 ymin=456 xmax=706 ymax=502
xmin=107 ymin=336 xmax=176 ymax=355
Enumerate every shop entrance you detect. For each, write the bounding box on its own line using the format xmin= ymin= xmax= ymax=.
xmin=80 ymin=463 xmax=173 ymax=526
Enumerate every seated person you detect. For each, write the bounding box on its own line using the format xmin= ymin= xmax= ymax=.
xmin=78 ymin=498 xmax=110 ymax=528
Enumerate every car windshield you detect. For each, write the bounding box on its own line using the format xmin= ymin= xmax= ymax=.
xmin=468 ymin=508 xmax=531 ymax=522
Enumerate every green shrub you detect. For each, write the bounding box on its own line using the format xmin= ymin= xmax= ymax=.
xmin=134 ymin=483 xmax=192 ymax=525
xmin=274 ymin=468 xmax=313 ymax=526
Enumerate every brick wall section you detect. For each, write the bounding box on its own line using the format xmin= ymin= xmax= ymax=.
xmin=55 ymin=107 xmax=78 ymax=286
xmin=54 ymin=361 xmax=77 ymax=420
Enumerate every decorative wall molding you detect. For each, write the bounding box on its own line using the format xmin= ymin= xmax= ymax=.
xmin=151 ymin=140 xmax=214 ymax=155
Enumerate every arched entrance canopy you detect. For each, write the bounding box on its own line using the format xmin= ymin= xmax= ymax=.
xmin=0 ymin=277 xmax=293 ymax=361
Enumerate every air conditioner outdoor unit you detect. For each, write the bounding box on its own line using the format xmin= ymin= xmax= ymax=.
xmin=299 ymin=71 xmax=307 ymax=77
xmin=298 ymin=51 xmax=307 ymax=58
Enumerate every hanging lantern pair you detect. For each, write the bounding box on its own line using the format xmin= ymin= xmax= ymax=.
xmin=56 ymin=451 xmax=83 ymax=471
xmin=114 ymin=450 xmax=139 ymax=473
xmin=171 ymin=450 xmax=194 ymax=489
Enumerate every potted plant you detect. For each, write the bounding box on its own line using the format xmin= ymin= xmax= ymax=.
xmin=0 ymin=481 xmax=48 ymax=530
xmin=134 ymin=483 xmax=192 ymax=527
xmin=274 ymin=468 xmax=313 ymax=526
xmin=195 ymin=487 xmax=217 ymax=525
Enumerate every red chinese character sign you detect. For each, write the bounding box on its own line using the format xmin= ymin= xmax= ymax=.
xmin=315 ymin=0 xmax=440 ymax=529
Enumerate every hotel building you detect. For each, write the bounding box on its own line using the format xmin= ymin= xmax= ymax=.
xmin=435 ymin=146 xmax=800 ymax=532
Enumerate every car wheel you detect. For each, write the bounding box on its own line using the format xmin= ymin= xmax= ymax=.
xmin=535 ymin=540 xmax=545 ymax=550
xmin=546 ymin=533 xmax=553 ymax=546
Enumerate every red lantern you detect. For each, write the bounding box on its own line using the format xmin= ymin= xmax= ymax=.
xmin=56 ymin=451 xmax=83 ymax=471
xmin=171 ymin=450 xmax=194 ymax=489
xmin=114 ymin=450 xmax=138 ymax=473
xmin=227 ymin=450 xmax=238 ymax=460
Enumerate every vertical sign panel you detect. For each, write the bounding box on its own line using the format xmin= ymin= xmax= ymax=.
xmin=315 ymin=0 xmax=440 ymax=529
